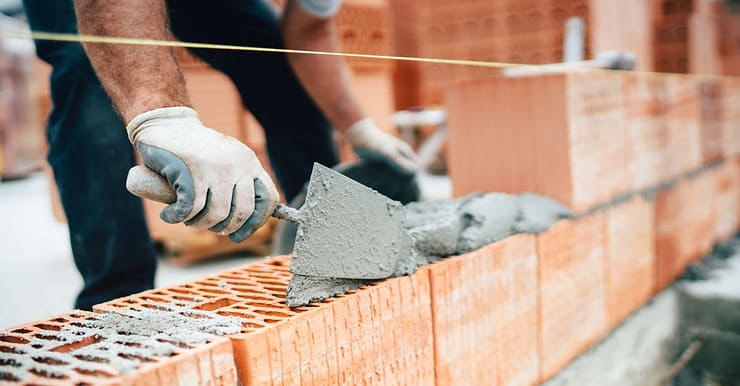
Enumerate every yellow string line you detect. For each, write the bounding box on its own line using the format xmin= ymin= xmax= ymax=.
xmin=0 ymin=30 xmax=519 ymax=68
xmin=0 ymin=30 xmax=738 ymax=81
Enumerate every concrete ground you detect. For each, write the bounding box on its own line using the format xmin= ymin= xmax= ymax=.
xmin=0 ymin=171 xmax=452 ymax=330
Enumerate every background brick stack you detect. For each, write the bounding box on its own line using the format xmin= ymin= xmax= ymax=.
xmin=718 ymin=6 xmax=740 ymax=75
xmin=652 ymin=0 xmax=727 ymax=74
xmin=389 ymin=0 xmax=656 ymax=109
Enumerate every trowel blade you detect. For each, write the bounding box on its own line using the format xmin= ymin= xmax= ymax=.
xmin=290 ymin=163 xmax=412 ymax=280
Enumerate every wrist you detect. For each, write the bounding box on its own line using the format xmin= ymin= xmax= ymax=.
xmin=122 ymin=93 xmax=193 ymax=124
xmin=344 ymin=118 xmax=375 ymax=140
xmin=126 ymin=106 xmax=201 ymax=143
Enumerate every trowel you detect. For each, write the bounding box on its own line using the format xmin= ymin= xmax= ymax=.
xmin=127 ymin=163 xmax=412 ymax=280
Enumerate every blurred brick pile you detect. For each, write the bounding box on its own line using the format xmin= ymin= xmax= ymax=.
xmin=390 ymin=0 xmax=739 ymax=108
xmin=652 ymin=0 xmax=733 ymax=74
xmin=0 ymin=15 xmax=43 ymax=180
xmin=390 ymin=0 xmax=657 ymax=108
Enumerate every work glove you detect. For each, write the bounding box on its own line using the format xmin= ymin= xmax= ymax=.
xmin=125 ymin=107 xmax=279 ymax=242
xmin=344 ymin=118 xmax=418 ymax=174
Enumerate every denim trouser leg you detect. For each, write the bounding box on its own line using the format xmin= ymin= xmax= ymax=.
xmin=23 ymin=0 xmax=157 ymax=310
xmin=167 ymin=0 xmax=339 ymax=202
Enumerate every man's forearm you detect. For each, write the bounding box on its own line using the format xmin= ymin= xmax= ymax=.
xmin=74 ymin=0 xmax=190 ymax=123
xmin=282 ymin=1 xmax=365 ymax=133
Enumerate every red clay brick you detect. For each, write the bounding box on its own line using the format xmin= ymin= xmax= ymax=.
xmin=537 ymin=213 xmax=608 ymax=381
xmin=447 ymin=72 xmax=628 ymax=212
xmin=698 ymin=79 xmax=725 ymax=164
xmin=722 ymin=78 xmax=740 ymax=157
xmin=713 ymin=159 xmax=740 ymax=242
xmin=664 ymin=76 xmax=703 ymax=177
xmin=605 ymin=195 xmax=656 ymax=328
xmin=95 ymin=256 xmax=435 ymax=385
xmin=654 ymin=171 xmax=718 ymax=291
xmin=624 ymin=73 xmax=671 ymax=190
xmin=424 ymin=234 xmax=539 ymax=386
xmin=0 ymin=311 xmax=237 ymax=386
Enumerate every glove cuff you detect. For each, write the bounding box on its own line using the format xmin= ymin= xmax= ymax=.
xmin=344 ymin=117 xmax=375 ymax=144
xmin=126 ymin=106 xmax=201 ymax=143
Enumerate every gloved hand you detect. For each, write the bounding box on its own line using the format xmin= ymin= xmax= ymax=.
xmin=344 ymin=118 xmax=418 ymax=174
xmin=125 ymin=107 xmax=279 ymax=242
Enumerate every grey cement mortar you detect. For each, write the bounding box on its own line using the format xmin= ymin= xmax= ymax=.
xmin=513 ymin=193 xmax=573 ymax=233
xmin=407 ymin=192 xmax=571 ymax=257
xmin=455 ymin=193 xmax=520 ymax=253
xmin=287 ymin=191 xmax=572 ymax=307
xmin=290 ymin=163 xmax=413 ymax=280
xmin=286 ymin=275 xmax=369 ymax=308
xmin=0 ymin=304 xmax=241 ymax=381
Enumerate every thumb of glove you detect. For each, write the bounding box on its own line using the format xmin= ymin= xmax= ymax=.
xmin=126 ymin=166 xmax=177 ymax=204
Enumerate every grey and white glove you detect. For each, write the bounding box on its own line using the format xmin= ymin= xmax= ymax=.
xmin=344 ymin=118 xmax=418 ymax=174
xmin=125 ymin=107 xmax=279 ymax=242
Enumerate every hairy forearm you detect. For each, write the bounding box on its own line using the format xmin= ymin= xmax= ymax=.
xmin=282 ymin=1 xmax=365 ymax=132
xmin=74 ymin=0 xmax=190 ymax=123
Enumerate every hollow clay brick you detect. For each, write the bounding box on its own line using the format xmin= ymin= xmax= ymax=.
xmin=664 ymin=76 xmax=703 ymax=177
xmin=722 ymin=78 xmax=740 ymax=157
xmin=624 ymin=73 xmax=671 ymax=191
xmin=605 ymin=195 xmax=656 ymax=328
xmin=713 ymin=159 xmax=740 ymax=242
xmin=537 ymin=213 xmax=608 ymax=381
xmin=95 ymin=256 xmax=435 ymax=386
xmin=654 ymin=171 xmax=718 ymax=291
xmin=0 ymin=311 xmax=237 ymax=386
xmin=698 ymin=79 xmax=725 ymax=164
xmin=424 ymin=234 xmax=540 ymax=386
xmin=447 ymin=72 xmax=627 ymax=212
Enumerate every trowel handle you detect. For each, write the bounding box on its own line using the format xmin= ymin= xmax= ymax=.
xmin=272 ymin=204 xmax=301 ymax=224
xmin=128 ymin=166 xmax=301 ymax=224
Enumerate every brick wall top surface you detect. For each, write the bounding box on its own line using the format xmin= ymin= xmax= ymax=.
xmin=0 ymin=311 xmax=235 ymax=385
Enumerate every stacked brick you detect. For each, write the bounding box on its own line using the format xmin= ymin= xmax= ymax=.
xmin=446 ymin=71 xmax=737 ymax=211
xmin=718 ymin=10 xmax=740 ymax=76
xmin=4 ymin=149 xmax=739 ymax=385
xmin=0 ymin=311 xmax=237 ymax=385
xmin=390 ymin=0 xmax=656 ymax=108
xmin=423 ymin=234 xmax=540 ymax=385
xmin=442 ymin=68 xmax=739 ymax=381
xmin=652 ymin=0 xmax=727 ymax=74
xmin=93 ymin=256 xmax=436 ymax=385
xmin=446 ymin=72 xmax=628 ymax=212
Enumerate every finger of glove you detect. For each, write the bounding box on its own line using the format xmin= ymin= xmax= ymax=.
xmin=184 ymin=186 xmax=234 ymax=230
xmin=136 ymin=143 xmax=196 ymax=223
xmin=217 ymin=178 xmax=256 ymax=236
xmin=228 ymin=178 xmax=274 ymax=243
